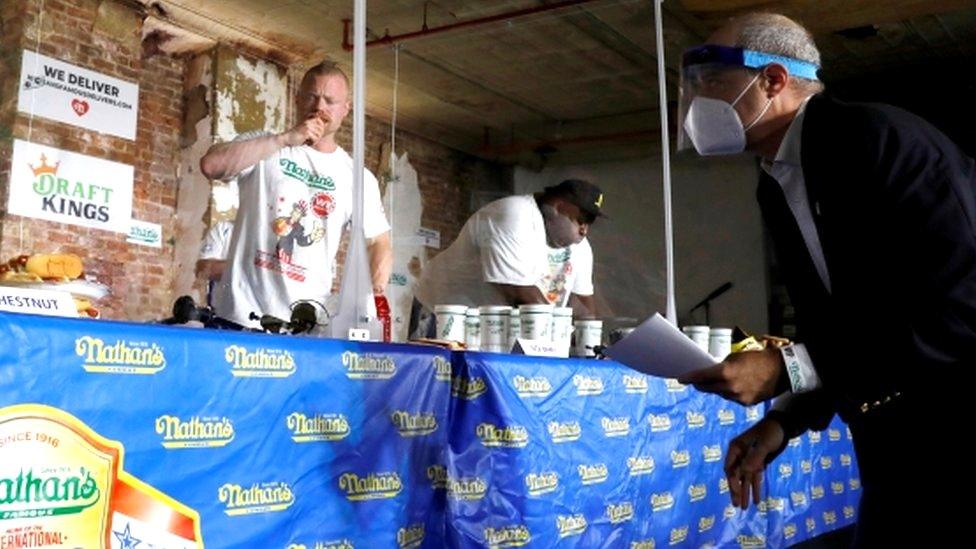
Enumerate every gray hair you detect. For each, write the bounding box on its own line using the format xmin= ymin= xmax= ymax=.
xmin=732 ymin=13 xmax=824 ymax=94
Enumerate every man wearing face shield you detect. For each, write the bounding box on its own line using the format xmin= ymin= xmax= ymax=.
xmin=674 ymin=13 xmax=974 ymax=545
xmin=409 ymin=179 xmax=604 ymax=339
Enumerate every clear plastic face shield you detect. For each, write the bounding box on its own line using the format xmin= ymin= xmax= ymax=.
xmin=676 ymin=45 xmax=820 ymax=155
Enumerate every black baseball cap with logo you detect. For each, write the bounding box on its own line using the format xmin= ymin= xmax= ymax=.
xmin=543 ymin=179 xmax=607 ymax=222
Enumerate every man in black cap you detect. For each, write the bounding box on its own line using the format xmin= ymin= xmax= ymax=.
xmin=410 ymin=179 xmax=605 ymax=338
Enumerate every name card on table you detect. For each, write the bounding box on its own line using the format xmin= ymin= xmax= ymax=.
xmin=512 ymin=338 xmax=563 ymax=358
xmin=0 ymin=286 xmax=78 ymax=317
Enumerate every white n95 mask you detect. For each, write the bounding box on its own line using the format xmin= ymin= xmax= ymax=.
xmin=682 ymin=72 xmax=772 ymax=156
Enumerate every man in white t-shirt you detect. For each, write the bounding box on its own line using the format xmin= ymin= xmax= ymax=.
xmin=410 ymin=179 xmax=604 ymax=338
xmin=199 ymin=62 xmax=392 ymax=328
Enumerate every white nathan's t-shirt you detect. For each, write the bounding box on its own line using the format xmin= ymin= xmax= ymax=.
xmin=214 ymin=134 xmax=390 ymax=327
xmin=414 ymin=194 xmax=593 ymax=308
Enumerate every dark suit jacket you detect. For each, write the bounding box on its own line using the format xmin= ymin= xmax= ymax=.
xmin=759 ymin=94 xmax=976 ymax=432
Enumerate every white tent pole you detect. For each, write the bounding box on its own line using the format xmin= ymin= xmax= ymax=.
xmin=353 ymin=0 xmax=367 ymax=327
xmin=654 ymin=0 xmax=677 ymax=324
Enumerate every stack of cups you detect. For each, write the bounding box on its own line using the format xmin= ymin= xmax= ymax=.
xmin=519 ymin=304 xmax=554 ymax=341
xmin=682 ymin=325 xmax=710 ymax=354
xmin=573 ymin=319 xmax=603 ymax=358
xmin=551 ymin=307 xmax=574 ymax=358
xmin=434 ymin=305 xmax=468 ymax=343
xmin=708 ymin=327 xmax=733 ymax=360
xmin=464 ymin=309 xmax=481 ymax=351
xmin=506 ymin=309 xmax=521 ymax=351
xmin=479 ymin=306 xmax=512 ymax=353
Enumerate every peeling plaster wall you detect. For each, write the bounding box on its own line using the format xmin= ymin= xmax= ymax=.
xmin=214 ymin=45 xmax=287 ymax=142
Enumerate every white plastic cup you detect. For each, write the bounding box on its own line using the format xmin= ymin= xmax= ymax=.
xmin=682 ymin=325 xmax=710 ymax=354
xmin=465 ymin=309 xmax=481 ymax=351
xmin=435 ymin=305 xmax=468 ymax=342
xmin=709 ymin=327 xmax=733 ymax=360
xmin=573 ymin=319 xmax=603 ymax=358
xmin=507 ymin=309 xmax=521 ymax=351
xmin=519 ymin=304 xmax=554 ymax=341
xmin=479 ymin=306 xmax=511 ymax=353
xmin=551 ymin=307 xmax=574 ymax=357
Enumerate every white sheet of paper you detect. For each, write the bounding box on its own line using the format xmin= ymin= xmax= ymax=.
xmin=605 ymin=313 xmax=718 ymax=378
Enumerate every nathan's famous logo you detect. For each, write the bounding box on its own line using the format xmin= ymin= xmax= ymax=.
xmin=524 ymin=472 xmax=559 ymax=496
xmin=648 ymin=413 xmax=672 ymax=432
xmin=577 ymin=463 xmax=609 ymax=485
xmin=155 ymin=415 xmax=234 ymax=448
xmin=791 ymin=491 xmax=808 ymax=507
xmin=342 ymin=352 xmax=396 ymax=380
xmin=806 ymin=517 xmax=817 ymax=533
xmin=702 ymin=444 xmax=722 ymax=463
xmin=664 ymin=379 xmax=686 ymax=392
xmin=75 ymin=336 xmax=165 ymax=374
xmin=719 ymin=477 xmax=729 ymax=494
xmin=669 ymin=526 xmax=688 ymax=545
xmin=397 ymin=524 xmax=425 ymax=549
xmin=849 ymin=478 xmax=861 ymax=491
xmin=483 ymin=525 xmax=531 ymax=549
xmin=547 ymin=420 xmax=581 ymax=443
xmin=765 ymin=497 xmax=785 ymax=512
xmin=338 ymin=472 xmax=402 ymax=501
xmin=823 ymin=511 xmax=838 ymax=526
xmin=287 ymin=541 xmax=354 ymax=549
xmin=446 ymin=477 xmax=487 ymax=501
xmin=29 ymin=154 xmax=113 ymax=223
xmin=606 ymin=501 xmax=634 ymax=524
xmin=808 ymin=431 xmax=822 ymax=444
xmin=280 ymin=158 xmax=336 ymax=191
xmin=698 ymin=515 xmax=716 ymax=533
xmin=746 ymin=406 xmax=761 ymax=421
xmin=556 ymin=514 xmax=587 ymax=538
xmin=476 ymin=423 xmax=528 ymax=448
xmin=601 ymin=416 xmax=630 ymax=437
xmin=218 ymin=481 xmax=294 ymax=516
xmin=451 ymin=376 xmax=487 ymax=400
xmin=801 ymin=460 xmax=813 ymax=474
xmin=784 ymin=523 xmax=798 ymax=540
xmin=723 ymin=504 xmax=737 ymax=520
xmin=622 ymin=374 xmax=648 ymax=394
xmin=512 ymin=375 xmax=552 ymax=398
xmin=788 ymin=436 xmax=802 ymax=448
xmin=828 ymin=428 xmax=842 ymax=442
xmin=627 ymin=456 xmax=655 ymax=476
xmin=843 ymin=506 xmax=856 ymax=520
xmin=433 ymin=356 xmax=451 ymax=382
xmin=573 ymin=374 xmax=604 ymax=396
xmin=717 ymin=409 xmax=735 ymax=425
xmin=427 ymin=465 xmax=447 ymax=490
xmin=811 ymin=485 xmax=825 ymax=500
xmin=651 ymin=492 xmax=674 ymax=512
xmin=390 ymin=411 xmax=438 ymax=437
xmin=685 ymin=411 xmax=706 ymax=429
xmin=778 ymin=463 xmax=793 ymax=478
xmin=736 ymin=534 xmax=767 ymax=548
xmin=631 ymin=541 xmax=656 ymax=549
xmin=225 ymin=345 xmax=296 ymax=378
xmin=0 ymin=467 xmax=100 ymax=519
xmin=831 ymin=481 xmax=845 ymax=495
xmin=840 ymin=453 xmax=853 ymax=467
xmin=820 ymin=456 xmax=833 ymax=470
xmin=286 ymin=412 xmax=350 ymax=442
xmin=671 ymin=449 xmax=690 ymax=468
xmin=688 ymin=483 xmax=707 ymax=503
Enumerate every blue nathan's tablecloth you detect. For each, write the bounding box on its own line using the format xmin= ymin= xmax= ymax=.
xmin=0 ymin=312 xmax=858 ymax=548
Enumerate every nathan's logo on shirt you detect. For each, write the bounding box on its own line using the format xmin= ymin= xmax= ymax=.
xmin=808 ymin=431 xmax=822 ymax=444
xmin=827 ymin=428 xmax=841 ymax=441
xmin=823 ymin=511 xmax=838 ymax=526
xmin=342 ymin=352 xmax=396 ymax=380
xmin=547 ymin=420 xmax=581 ymax=443
xmin=601 ymin=416 xmax=630 ymax=437
xmin=606 ymin=502 xmax=634 ymax=524
xmin=287 ymin=541 xmax=354 ymax=549
xmin=745 ymin=406 xmax=761 ymax=421
xmin=577 ymin=463 xmax=609 ymax=485
xmin=849 ymin=478 xmax=861 ymax=491
xmin=806 ymin=517 xmax=817 ymax=533
xmin=778 ymin=463 xmax=793 ymax=478
xmin=556 ymin=514 xmax=587 ymax=538
xmin=627 ymin=456 xmax=655 ymax=476
xmin=831 ymin=481 xmax=845 ymax=495
xmin=840 ymin=453 xmax=852 ymax=467
xmin=735 ymin=534 xmax=766 ymax=548
xmin=702 ymin=445 xmax=722 ymax=463
xmin=698 ymin=515 xmax=716 ymax=533
xmin=811 ymin=485 xmax=825 ymax=500
xmin=631 ymin=541 xmax=656 ymax=549
xmin=397 ymin=524 xmax=425 ymax=549
xmin=75 ymin=336 xmax=165 ymax=374
xmin=225 ymin=345 xmax=296 ymax=378
xmin=476 ymin=423 xmax=528 ymax=448
xmin=723 ymin=504 xmax=737 ymax=520
xmin=791 ymin=491 xmax=808 ymax=507
xmin=669 ymin=526 xmax=689 ymax=545
xmin=671 ymin=450 xmax=690 ymax=468
xmin=784 ymin=523 xmax=798 ymax=540
xmin=512 ymin=375 xmax=552 ymax=398
xmin=524 ymin=472 xmax=559 ymax=496
xmin=286 ymin=412 xmax=350 ymax=442
xmin=688 ymin=484 xmax=707 ymax=503
xmin=573 ymin=374 xmax=604 ymax=396
xmin=427 ymin=465 xmax=447 ymax=490
xmin=390 ymin=411 xmax=438 ymax=437
xmin=651 ymin=492 xmax=674 ymax=512
xmin=843 ymin=506 xmax=856 ymax=520
xmin=155 ymin=415 xmax=234 ymax=448
xmin=446 ymin=477 xmax=488 ymax=501
xmin=0 ymin=467 xmax=100 ymax=519
xmin=338 ymin=472 xmax=403 ymax=501
xmin=451 ymin=376 xmax=487 ymax=400
xmin=686 ymin=411 xmax=706 ymax=428
xmin=717 ymin=409 xmax=736 ymax=425
xmin=788 ymin=437 xmax=802 ymax=448
xmin=820 ymin=456 xmax=833 ymax=470
xmin=801 ymin=460 xmax=813 ymax=474
xmin=766 ymin=497 xmax=785 ymax=512
xmin=433 ymin=356 xmax=451 ymax=382
xmin=622 ymin=375 xmax=648 ymax=394
xmin=664 ymin=379 xmax=687 ymax=392
xmin=483 ymin=525 xmax=531 ymax=549
xmin=719 ymin=478 xmax=729 ymax=494
xmin=648 ymin=414 xmax=672 ymax=432
xmin=279 ymin=158 xmax=336 ymax=191
xmin=218 ymin=481 xmax=294 ymax=516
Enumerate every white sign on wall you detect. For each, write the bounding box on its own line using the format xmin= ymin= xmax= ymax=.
xmin=8 ymin=139 xmax=134 ymax=234
xmin=18 ymin=50 xmax=140 ymax=140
